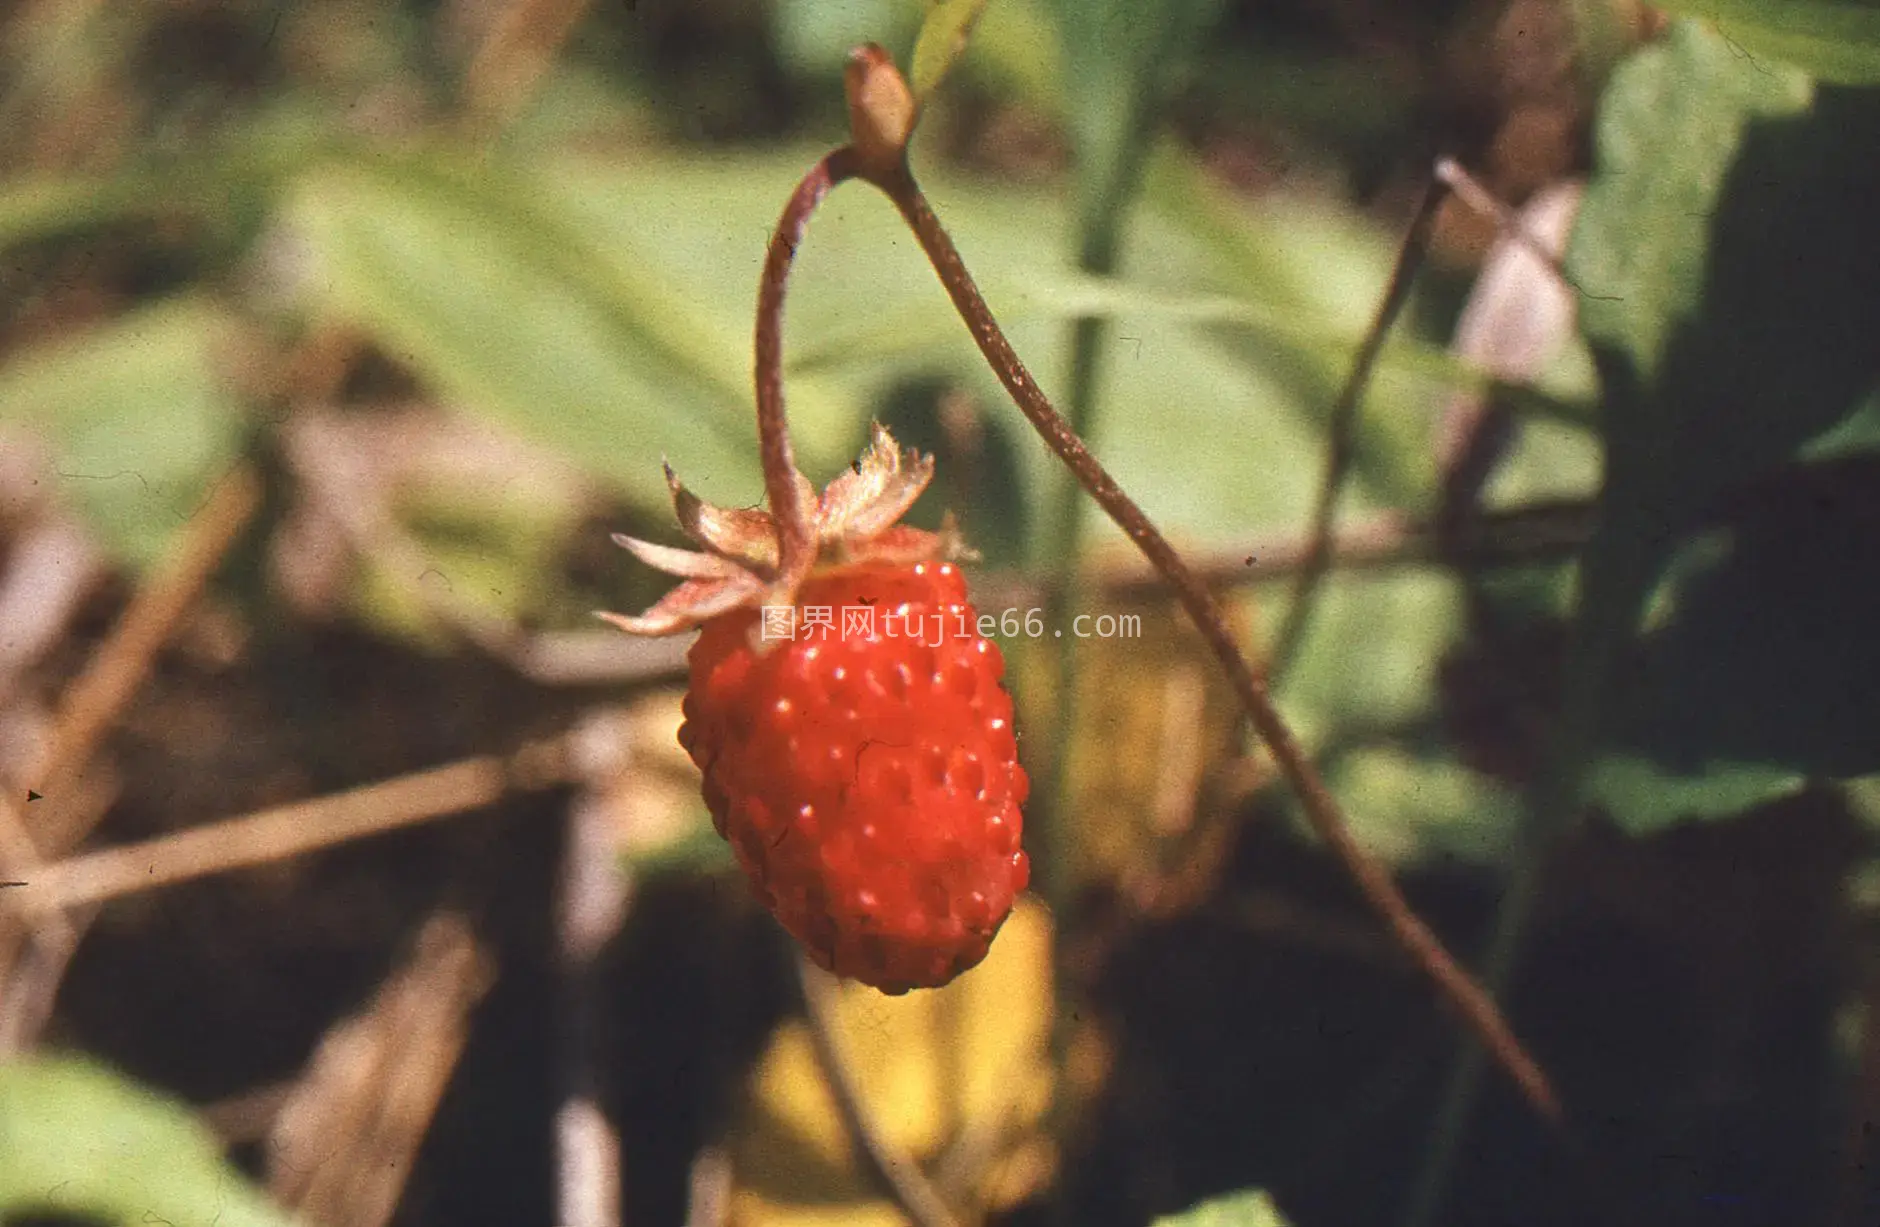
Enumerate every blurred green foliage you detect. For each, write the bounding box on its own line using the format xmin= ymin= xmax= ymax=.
xmin=1152 ymin=1188 xmax=1294 ymax=1226
xmin=0 ymin=1057 xmax=293 ymax=1227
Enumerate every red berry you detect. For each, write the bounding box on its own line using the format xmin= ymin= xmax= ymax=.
xmin=599 ymin=426 xmax=1030 ymax=992
xmin=681 ymin=560 xmax=1029 ymax=993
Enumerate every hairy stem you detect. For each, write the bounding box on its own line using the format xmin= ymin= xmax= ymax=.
xmin=861 ymin=156 xmax=1559 ymax=1122
xmin=755 ymin=146 xmax=858 ymax=575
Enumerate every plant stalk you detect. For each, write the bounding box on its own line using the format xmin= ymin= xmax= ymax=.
xmin=863 ymin=155 xmax=1559 ymax=1122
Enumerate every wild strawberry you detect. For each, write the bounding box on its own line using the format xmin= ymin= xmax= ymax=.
xmin=600 ymin=426 xmax=1029 ymax=993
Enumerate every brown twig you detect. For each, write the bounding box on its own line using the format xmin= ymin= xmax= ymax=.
xmin=973 ymin=498 xmax=1595 ymax=609
xmin=814 ymin=48 xmax=1557 ymax=1122
xmin=1265 ymin=174 xmax=1449 ymax=682
xmin=796 ymin=954 xmax=962 ymax=1227
xmin=15 ymin=741 xmax=568 ymax=914
xmin=202 ymin=1080 xmax=298 ymax=1144
xmin=0 ymin=466 xmax=258 ymax=1054
xmin=23 ymin=466 xmax=261 ymax=805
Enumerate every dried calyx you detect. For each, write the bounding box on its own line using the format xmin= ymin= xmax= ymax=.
xmin=598 ymin=423 xmax=967 ymax=637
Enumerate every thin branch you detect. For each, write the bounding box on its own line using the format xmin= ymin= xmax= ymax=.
xmin=1265 ymin=174 xmax=1448 ymax=682
xmin=972 ymin=498 xmax=1595 ymax=609
xmin=0 ymin=467 xmax=258 ymax=1055
xmin=796 ymin=954 xmax=962 ymax=1227
xmin=861 ymin=155 xmax=1558 ymax=1122
xmin=201 ymin=1080 xmax=298 ymax=1144
xmin=0 ymin=896 xmax=81 ymax=1056
xmin=15 ymin=741 xmax=568 ymax=914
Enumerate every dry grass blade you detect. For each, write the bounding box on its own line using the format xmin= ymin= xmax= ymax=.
xmin=18 ymin=741 xmax=568 ymax=914
xmin=268 ymin=911 xmax=496 ymax=1227
xmin=684 ymin=1146 xmax=734 ymax=1227
xmin=0 ymin=518 xmax=103 ymax=702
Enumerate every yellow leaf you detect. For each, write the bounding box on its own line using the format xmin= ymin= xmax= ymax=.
xmin=729 ymin=898 xmax=1055 ymax=1220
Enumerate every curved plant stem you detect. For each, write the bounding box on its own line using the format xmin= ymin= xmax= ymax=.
xmin=1265 ymin=173 xmax=1448 ymax=684
xmin=858 ymin=157 xmax=1559 ymax=1123
xmin=754 ymin=146 xmax=859 ymax=575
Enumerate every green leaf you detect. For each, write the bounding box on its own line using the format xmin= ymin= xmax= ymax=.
xmin=622 ymin=821 xmax=736 ymax=876
xmin=0 ymin=1056 xmax=294 ymax=1227
xmin=772 ymin=0 xmax=907 ymax=76
xmin=0 ymin=298 xmax=246 ymax=568
xmin=799 ymin=267 xmax=1508 ymax=392
xmin=1325 ymin=745 xmax=1523 ymax=865
xmin=548 ymin=150 xmax=1429 ymax=547
xmin=1153 ymin=1188 xmax=1294 ymax=1227
xmin=1570 ymin=21 xmax=1880 ymax=519
xmin=283 ymin=152 xmax=763 ymax=510
xmin=529 ymin=148 xmax=1468 ymax=556
xmin=1651 ymin=0 xmax=1880 ymax=84
xmin=1051 ymin=0 xmax=1228 ymax=240
xmin=1267 ymin=570 xmax=1466 ymax=750
xmin=1550 ymin=21 xmax=1880 ymax=834
xmin=1569 ymin=21 xmax=1812 ymax=397
xmin=910 ymin=0 xmax=992 ymax=102
xmin=1534 ymin=19 xmax=1880 ymax=838
xmin=1585 ymin=755 xmax=1805 ymax=835
xmin=350 ymin=471 xmax=585 ymax=648
xmin=1848 ymin=775 xmax=1880 ymax=832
